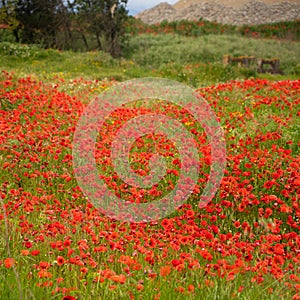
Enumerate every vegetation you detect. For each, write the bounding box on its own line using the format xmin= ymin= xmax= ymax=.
xmin=126 ymin=33 xmax=300 ymax=79
xmin=0 ymin=16 xmax=299 ymax=300
xmin=126 ymin=18 xmax=300 ymax=41
xmin=0 ymin=70 xmax=299 ymax=300
xmin=0 ymin=0 xmax=129 ymax=56
xmin=0 ymin=29 xmax=299 ymax=87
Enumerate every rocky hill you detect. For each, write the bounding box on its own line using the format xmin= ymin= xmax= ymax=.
xmin=136 ymin=0 xmax=300 ymax=25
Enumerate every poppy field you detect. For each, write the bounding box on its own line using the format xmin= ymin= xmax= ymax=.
xmin=0 ymin=69 xmax=299 ymax=300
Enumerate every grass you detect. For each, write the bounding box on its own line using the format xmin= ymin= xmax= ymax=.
xmin=126 ymin=34 xmax=300 ymax=75
xmin=0 ymin=32 xmax=299 ymax=87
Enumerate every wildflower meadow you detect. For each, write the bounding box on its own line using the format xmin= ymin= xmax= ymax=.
xmin=0 ymin=19 xmax=300 ymax=300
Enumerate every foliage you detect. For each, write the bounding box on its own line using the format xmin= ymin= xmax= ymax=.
xmin=0 ymin=41 xmax=41 ymax=57
xmin=15 ymin=0 xmax=65 ymax=47
xmin=0 ymin=0 xmax=129 ymax=56
xmin=0 ymin=0 xmax=19 ymax=30
xmin=70 ymin=0 xmax=128 ymax=57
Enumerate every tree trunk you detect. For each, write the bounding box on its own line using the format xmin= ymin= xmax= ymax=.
xmin=80 ymin=30 xmax=89 ymax=51
xmin=13 ymin=28 xmax=20 ymax=43
xmin=96 ymin=31 xmax=102 ymax=50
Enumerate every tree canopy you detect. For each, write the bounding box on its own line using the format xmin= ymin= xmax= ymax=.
xmin=0 ymin=0 xmax=129 ymax=56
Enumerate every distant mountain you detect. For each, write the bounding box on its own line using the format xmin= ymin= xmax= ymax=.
xmin=136 ymin=0 xmax=300 ymax=25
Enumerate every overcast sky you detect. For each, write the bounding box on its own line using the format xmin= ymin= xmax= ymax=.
xmin=127 ymin=0 xmax=178 ymax=15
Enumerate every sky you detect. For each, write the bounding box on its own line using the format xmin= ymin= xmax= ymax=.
xmin=126 ymin=0 xmax=178 ymax=16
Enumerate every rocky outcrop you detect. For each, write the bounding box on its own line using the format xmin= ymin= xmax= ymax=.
xmin=136 ymin=3 xmax=176 ymax=24
xmin=136 ymin=1 xmax=300 ymax=25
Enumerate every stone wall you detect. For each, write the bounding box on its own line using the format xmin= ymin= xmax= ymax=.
xmin=136 ymin=1 xmax=300 ymax=25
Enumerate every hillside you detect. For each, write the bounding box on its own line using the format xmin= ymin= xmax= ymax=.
xmin=173 ymin=0 xmax=300 ymax=9
xmin=136 ymin=0 xmax=300 ymax=25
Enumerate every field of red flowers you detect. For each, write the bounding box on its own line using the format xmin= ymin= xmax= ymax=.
xmin=0 ymin=70 xmax=299 ymax=299
xmin=126 ymin=19 xmax=300 ymax=41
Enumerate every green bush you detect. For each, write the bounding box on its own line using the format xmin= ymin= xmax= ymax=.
xmin=0 ymin=29 xmax=15 ymax=43
xmin=0 ymin=42 xmax=63 ymax=61
xmin=32 ymin=48 xmax=62 ymax=60
xmin=0 ymin=42 xmax=41 ymax=58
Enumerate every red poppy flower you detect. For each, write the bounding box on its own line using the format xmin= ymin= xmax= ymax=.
xmin=187 ymin=284 xmax=195 ymax=293
xmin=4 ymin=258 xmax=15 ymax=268
xmin=39 ymin=261 xmax=50 ymax=269
xmin=38 ymin=270 xmax=52 ymax=278
xmin=31 ymin=250 xmax=40 ymax=256
xmin=110 ymin=274 xmax=126 ymax=284
xmin=62 ymin=296 xmax=76 ymax=300
xmin=160 ymin=265 xmax=171 ymax=276
xmin=171 ymin=259 xmax=181 ymax=267
xmin=264 ymin=181 xmax=275 ymax=189
xmin=57 ymin=256 xmax=65 ymax=266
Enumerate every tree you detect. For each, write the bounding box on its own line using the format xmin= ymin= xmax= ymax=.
xmin=67 ymin=0 xmax=90 ymax=50
xmin=3 ymin=0 xmax=129 ymax=55
xmin=0 ymin=0 xmax=19 ymax=42
xmin=15 ymin=0 xmax=68 ymax=48
xmin=104 ymin=0 xmax=128 ymax=57
xmin=73 ymin=0 xmax=128 ymax=57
